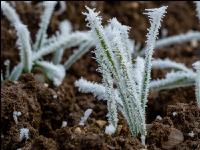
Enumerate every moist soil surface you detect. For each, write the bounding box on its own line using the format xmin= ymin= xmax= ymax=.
xmin=1 ymin=1 xmax=200 ymax=150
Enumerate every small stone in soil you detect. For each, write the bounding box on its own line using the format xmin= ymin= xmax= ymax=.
xmin=96 ymin=120 xmax=107 ymax=128
xmin=191 ymin=40 xmax=198 ymax=48
xmin=44 ymin=83 xmax=49 ymax=87
xmin=74 ymin=127 xmax=82 ymax=134
xmin=13 ymin=81 xmax=19 ymax=84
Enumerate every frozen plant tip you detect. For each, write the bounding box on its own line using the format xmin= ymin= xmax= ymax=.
xmin=75 ymin=78 xmax=124 ymax=109
xmin=105 ymin=124 xmax=116 ymax=135
xmin=75 ymin=78 xmax=106 ymax=100
xmin=76 ymin=6 xmax=167 ymax=144
xmin=19 ymin=128 xmax=29 ymax=141
xmin=13 ymin=111 xmax=22 ymax=124
xmin=79 ymin=109 xmax=93 ymax=126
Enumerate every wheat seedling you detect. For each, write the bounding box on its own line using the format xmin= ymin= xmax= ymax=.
xmin=75 ymin=6 xmax=167 ymax=145
xmin=1 ymin=1 xmax=93 ymax=86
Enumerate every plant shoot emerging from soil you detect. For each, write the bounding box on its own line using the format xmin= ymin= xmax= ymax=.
xmin=1 ymin=1 xmax=93 ymax=86
xmin=1 ymin=2 xmax=200 ymax=150
xmin=13 ymin=111 xmax=22 ymax=124
xmin=19 ymin=128 xmax=29 ymax=142
xmin=79 ymin=108 xmax=93 ymax=126
xmin=76 ymin=6 xmax=167 ymax=145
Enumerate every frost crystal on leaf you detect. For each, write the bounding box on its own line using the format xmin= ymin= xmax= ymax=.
xmin=75 ymin=78 xmax=124 ymax=110
xmin=75 ymin=78 xmax=106 ymax=100
xmin=79 ymin=109 xmax=93 ymax=126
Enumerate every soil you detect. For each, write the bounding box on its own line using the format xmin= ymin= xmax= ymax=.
xmin=1 ymin=1 xmax=200 ymax=150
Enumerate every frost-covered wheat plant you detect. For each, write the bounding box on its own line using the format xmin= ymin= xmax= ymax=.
xmin=1 ymin=1 xmax=93 ymax=86
xmin=75 ymin=6 xmax=167 ymax=144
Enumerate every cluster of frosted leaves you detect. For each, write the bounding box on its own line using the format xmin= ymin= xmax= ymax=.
xmin=1 ymin=1 xmax=93 ymax=86
xmin=76 ymin=6 xmax=167 ymax=139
